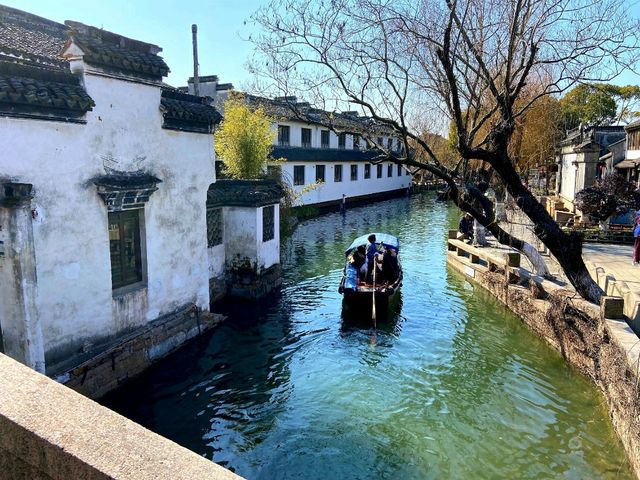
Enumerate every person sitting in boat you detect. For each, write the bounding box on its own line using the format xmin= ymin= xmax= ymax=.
xmin=348 ymin=245 xmax=367 ymax=280
xmin=382 ymin=249 xmax=399 ymax=281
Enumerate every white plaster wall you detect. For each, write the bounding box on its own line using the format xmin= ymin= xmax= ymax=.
xmin=222 ymin=205 xmax=279 ymax=271
xmin=560 ymin=149 xmax=578 ymax=202
xmin=281 ymin=161 xmax=410 ymax=206
xmin=0 ymin=72 xmax=214 ymax=364
xmin=628 ymin=149 xmax=640 ymax=161
xmin=208 ymin=243 xmax=225 ymax=278
xmin=224 ymin=207 xmax=258 ymax=266
xmin=273 ymin=120 xmax=394 ymax=151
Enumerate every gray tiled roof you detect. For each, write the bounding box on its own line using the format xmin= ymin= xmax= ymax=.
xmin=66 ymin=21 xmax=170 ymax=80
xmin=626 ymin=118 xmax=640 ymax=130
xmin=161 ymin=89 xmax=222 ymax=133
xmin=243 ymin=94 xmax=396 ymax=136
xmin=0 ymin=62 xmax=93 ymax=114
xmin=0 ymin=5 xmax=68 ymax=70
xmin=207 ymin=179 xmax=284 ymax=207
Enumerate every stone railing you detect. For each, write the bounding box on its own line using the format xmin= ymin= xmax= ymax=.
xmin=0 ymin=353 xmax=243 ymax=480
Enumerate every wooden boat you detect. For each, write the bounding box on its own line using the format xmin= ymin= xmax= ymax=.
xmin=338 ymin=233 xmax=402 ymax=320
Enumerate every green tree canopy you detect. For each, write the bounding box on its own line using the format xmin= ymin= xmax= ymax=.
xmin=559 ymin=84 xmax=618 ymax=129
xmin=215 ymin=94 xmax=276 ymax=179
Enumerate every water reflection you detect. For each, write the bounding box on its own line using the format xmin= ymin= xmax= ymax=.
xmin=102 ymin=194 xmax=632 ymax=479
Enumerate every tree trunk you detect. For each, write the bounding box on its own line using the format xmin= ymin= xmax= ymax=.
xmin=521 ymin=242 xmax=551 ymax=277
xmin=493 ymin=162 xmax=603 ymax=304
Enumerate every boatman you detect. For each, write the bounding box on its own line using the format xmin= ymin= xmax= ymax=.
xmin=365 ymin=234 xmax=378 ymax=282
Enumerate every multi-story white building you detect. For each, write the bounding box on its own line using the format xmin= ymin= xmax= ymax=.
xmin=184 ymin=77 xmax=413 ymax=211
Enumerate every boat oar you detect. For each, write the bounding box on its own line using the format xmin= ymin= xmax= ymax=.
xmin=372 ymin=253 xmax=377 ymax=329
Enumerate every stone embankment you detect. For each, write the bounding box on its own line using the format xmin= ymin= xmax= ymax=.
xmin=0 ymin=352 xmax=243 ymax=480
xmin=446 ymin=233 xmax=640 ymax=478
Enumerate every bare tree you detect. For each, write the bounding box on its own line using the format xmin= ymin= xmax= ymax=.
xmin=251 ymin=0 xmax=640 ymax=303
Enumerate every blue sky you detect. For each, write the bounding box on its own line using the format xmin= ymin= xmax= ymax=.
xmin=5 ymin=0 xmax=263 ymax=88
xmin=6 ymin=0 xmax=640 ymax=91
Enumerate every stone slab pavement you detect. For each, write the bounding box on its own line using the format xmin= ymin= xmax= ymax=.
xmin=582 ymin=243 xmax=640 ymax=329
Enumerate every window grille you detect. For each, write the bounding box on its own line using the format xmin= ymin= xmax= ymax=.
xmin=207 ymin=208 xmax=223 ymax=247
xmin=263 ymin=205 xmax=275 ymax=242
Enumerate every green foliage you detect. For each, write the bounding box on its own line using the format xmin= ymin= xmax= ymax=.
xmin=559 ymin=84 xmax=617 ymax=129
xmin=215 ymin=94 xmax=277 ymax=179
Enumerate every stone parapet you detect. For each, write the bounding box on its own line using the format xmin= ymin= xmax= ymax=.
xmin=0 ymin=353 xmax=243 ymax=479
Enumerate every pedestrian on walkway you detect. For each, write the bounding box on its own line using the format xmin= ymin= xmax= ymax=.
xmin=633 ymin=216 xmax=640 ymax=265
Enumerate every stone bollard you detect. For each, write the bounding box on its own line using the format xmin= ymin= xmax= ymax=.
xmin=600 ymin=296 xmax=625 ymax=320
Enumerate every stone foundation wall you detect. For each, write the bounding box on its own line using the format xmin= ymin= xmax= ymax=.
xmin=226 ymin=263 xmax=282 ymax=300
xmin=56 ymin=304 xmax=224 ymax=399
xmin=447 ymin=251 xmax=640 ymax=478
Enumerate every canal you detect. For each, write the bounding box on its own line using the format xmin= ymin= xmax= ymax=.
xmin=102 ymin=194 xmax=632 ymax=479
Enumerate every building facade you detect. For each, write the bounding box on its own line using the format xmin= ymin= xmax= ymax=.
xmin=185 ymin=77 xmax=413 ymax=211
xmin=613 ymin=120 xmax=640 ymax=184
xmin=0 ymin=6 xmax=282 ymax=378
xmin=553 ymin=125 xmax=626 ymax=220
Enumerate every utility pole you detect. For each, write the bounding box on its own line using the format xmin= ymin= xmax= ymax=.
xmin=192 ymin=24 xmax=200 ymax=96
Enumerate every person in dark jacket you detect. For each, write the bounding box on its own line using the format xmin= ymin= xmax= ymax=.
xmin=458 ymin=213 xmax=474 ymax=242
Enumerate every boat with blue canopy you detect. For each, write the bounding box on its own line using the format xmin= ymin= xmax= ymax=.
xmin=339 ymin=232 xmax=402 ymax=322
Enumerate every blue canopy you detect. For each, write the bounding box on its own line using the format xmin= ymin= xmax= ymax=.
xmin=344 ymin=233 xmax=400 ymax=257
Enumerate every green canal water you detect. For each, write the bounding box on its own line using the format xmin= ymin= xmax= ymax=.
xmin=102 ymin=194 xmax=633 ymax=479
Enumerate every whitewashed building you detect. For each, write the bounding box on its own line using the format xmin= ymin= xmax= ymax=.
xmin=184 ymin=78 xmax=413 ymax=212
xmin=0 ymin=6 xmax=282 ymax=383
xmin=553 ymin=125 xmax=626 ymax=220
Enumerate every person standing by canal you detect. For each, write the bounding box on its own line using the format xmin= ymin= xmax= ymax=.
xmin=458 ymin=213 xmax=474 ymax=243
xmin=633 ymin=215 xmax=640 ymax=265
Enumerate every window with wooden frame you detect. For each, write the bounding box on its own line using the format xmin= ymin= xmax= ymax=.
xmin=377 ymin=164 xmax=383 ymax=178
xmin=301 ymin=128 xmax=312 ymax=148
xmin=294 ymin=165 xmax=305 ymax=185
xmin=263 ymin=205 xmax=275 ymax=242
xmin=397 ymin=164 xmax=402 ymax=176
xmin=206 ymin=208 xmax=223 ymax=247
xmin=629 ymin=130 xmax=640 ymax=150
xmin=387 ymin=163 xmax=393 ymax=177
xmin=338 ymin=133 xmax=346 ymax=149
xmin=353 ymin=135 xmax=360 ymax=150
xmin=334 ymin=164 xmax=343 ymax=182
xmin=108 ymin=209 xmax=142 ymax=289
xmin=321 ymin=130 xmax=330 ymax=148
xmin=316 ymin=164 xmax=326 ymax=182
xmin=278 ymin=125 xmax=290 ymax=146
xmin=350 ymin=164 xmax=358 ymax=181
xmin=364 ymin=164 xmax=371 ymax=179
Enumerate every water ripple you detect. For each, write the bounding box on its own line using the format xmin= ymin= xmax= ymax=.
xmin=102 ymin=194 xmax=632 ymax=479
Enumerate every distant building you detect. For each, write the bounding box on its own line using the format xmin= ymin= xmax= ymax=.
xmin=612 ymin=119 xmax=640 ymax=184
xmin=552 ymin=125 xmax=626 ymax=221
xmin=0 ymin=5 xmax=282 ymax=378
xmin=184 ymin=78 xmax=413 ymax=212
